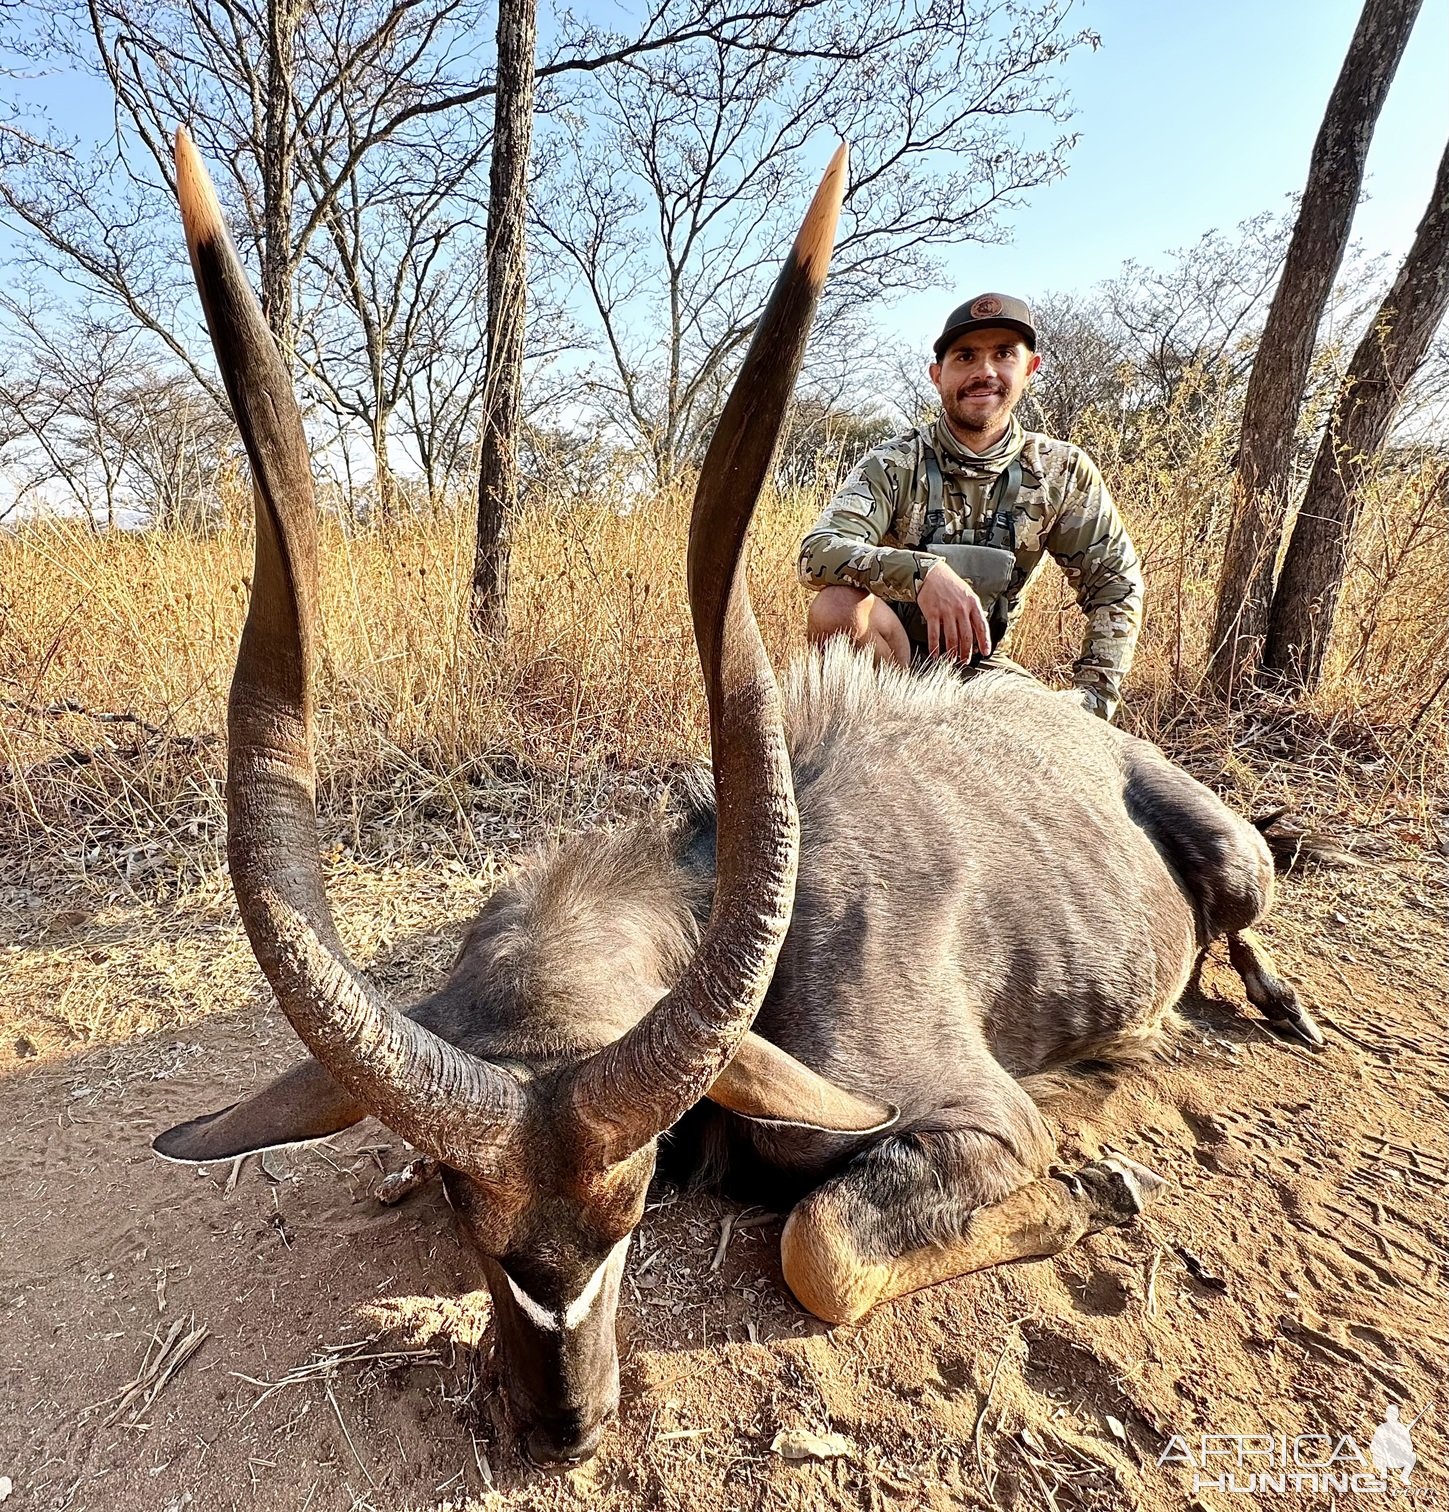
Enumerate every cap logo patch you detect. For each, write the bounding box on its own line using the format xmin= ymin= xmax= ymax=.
xmin=970 ymin=295 xmax=1003 ymax=319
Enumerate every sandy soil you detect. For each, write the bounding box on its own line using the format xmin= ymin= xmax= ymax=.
xmin=2 ymin=824 xmax=1445 ymax=1512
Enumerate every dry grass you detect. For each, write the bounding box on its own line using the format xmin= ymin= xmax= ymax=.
xmin=1 ymin=444 xmax=1444 ymax=907
xmin=102 ymin=1314 xmax=211 ymax=1428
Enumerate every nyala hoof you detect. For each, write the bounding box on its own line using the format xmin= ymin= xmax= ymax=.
xmin=1054 ymin=1153 xmax=1166 ymax=1231
xmin=1265 ymin=995 xmax=1326 ymax=1050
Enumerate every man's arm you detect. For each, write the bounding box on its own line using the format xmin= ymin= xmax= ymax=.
xmin=797 ymin=444 xmax=935 ymax=603
xmin=1042 ymin=451 xmax=1144 ymax=721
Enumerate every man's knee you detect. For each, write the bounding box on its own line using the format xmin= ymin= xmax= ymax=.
xmin=805 ymin=585 xmax=872 ymax=643
xmin=806 ymin=587 xmax=911 ymax=667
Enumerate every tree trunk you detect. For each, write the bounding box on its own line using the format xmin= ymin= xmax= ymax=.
xmin=1262 ymin=139 xmax=1449 ymax=690
xmin=1206 ymin=0 xmax=1421 ymax=695
xmin=372 ymin=414 xmax=397 ymax=518
xmin=470 ymin=0 xmax=538 ymax=638
xmin=261 ymin=0 xmax=300 ymax=351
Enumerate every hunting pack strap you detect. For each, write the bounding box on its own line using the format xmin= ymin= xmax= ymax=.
xmin=921 ymin=448 xmax=1021 ymax=645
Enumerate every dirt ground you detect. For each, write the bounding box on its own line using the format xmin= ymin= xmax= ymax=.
xmin=2 ymin=801 xmax=1445 ymax=1512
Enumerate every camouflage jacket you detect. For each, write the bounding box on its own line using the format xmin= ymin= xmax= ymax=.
xmin=798 ymin=416 xmax=1143 ymax=719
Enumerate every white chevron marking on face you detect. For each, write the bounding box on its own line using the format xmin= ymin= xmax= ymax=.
xmin=503 ymin=1269 xmax=559 ymax=1331
xmin=564 ymin=1234 xmax=630 ymax=1330
xmin=502 ymin=1235 xmax=632 ymax=1334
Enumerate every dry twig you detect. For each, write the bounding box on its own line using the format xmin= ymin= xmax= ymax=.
xmin=105 ymin=1314 xmax=210 ymax=1426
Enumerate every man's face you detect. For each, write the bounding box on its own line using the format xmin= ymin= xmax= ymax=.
xmin=930 ymin=328 xmax=1041 ymax=441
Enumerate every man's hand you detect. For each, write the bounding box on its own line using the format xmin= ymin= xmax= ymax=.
xmin=917 ymin=559 xmax=991 ymax=662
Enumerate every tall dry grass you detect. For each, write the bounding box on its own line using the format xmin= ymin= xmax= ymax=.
xmin=2 ymin=437 xmax=1444 ymax=894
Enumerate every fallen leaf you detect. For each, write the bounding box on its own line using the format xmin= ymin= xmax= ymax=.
xmin=43 ymin=909 xmax=93 ymax=936
xmin=771 ymin=1428 xmax=854 ymax=1462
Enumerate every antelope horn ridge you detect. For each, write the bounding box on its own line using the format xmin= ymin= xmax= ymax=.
xmin=572 ymin=144 xmax=849 ymax=1160
xmin=175 ymin=128 xmax=523 ymax=1177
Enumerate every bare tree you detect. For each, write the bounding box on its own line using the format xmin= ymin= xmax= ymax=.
xmin=395 ymin=262 xmax=491 ymax=504
xmin=1102 ymin=216 xmax=1291 ymax=413
xmin=1262 ymin=139 xmax=1449 ymax=690
xmin=297 ymin=124 xmax=490 ymax=512
xmin=1207 ymin=0 xmax=1423 ymax=694
xmin=0 ymin=328 xmax=146 ymax=529
xmin=1030 ymin=292 xmax=1130 ymax=439
xmin=0 ymin=0 xmax=503 ymax=476
xmin=0 ymin=299 xmax=232 ymax=528
xmin=6 ymin=0 xmax=934 ymax=541
xmin=536 ymin=0 xmax=1093 ymax=483
xmin=471 ymin=0 xmax=539 ymax=636
xmin=1026 ymin=218 xmax=1289 ymax=470
xmin=1401 ymin=332 xmax=1449 ymax=427
xmin=516 ymin=419 xmax=639 ymax=512
xmin=0 ymin=0 xmax=886 ymax=402
xmin=773 ymin=395 xmax=896 ymax=489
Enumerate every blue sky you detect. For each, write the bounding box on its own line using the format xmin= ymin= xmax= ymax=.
xmin=7 ymin=0 xmax=1445 ymax=316
xmin=897 ymin=0 xmax=1448 ymax=338
xmin=4 ymin=0 xmax=1444 ymax=511
xmin=13 ymin=0 xmax=1446 ymax=272
xmin=3 ymin=0 xmax=1445 ymax=407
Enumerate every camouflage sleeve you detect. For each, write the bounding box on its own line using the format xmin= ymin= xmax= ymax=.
xmin=797 ymin=446 xmax=934 ymax=603
xmin=1043 ymin=450 xmax=1143 ymax=721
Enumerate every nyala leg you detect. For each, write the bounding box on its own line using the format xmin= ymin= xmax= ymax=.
xmin=1227 ymin=929 xmax=1324 ymax=1047
xmin=780 ymin=1127 xmax=1163 ymax=1325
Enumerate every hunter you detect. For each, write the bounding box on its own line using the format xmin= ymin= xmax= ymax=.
xmin=798 ymin=293 xmax=1143 ymax=720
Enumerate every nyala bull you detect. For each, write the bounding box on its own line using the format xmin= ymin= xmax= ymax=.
xmin=155 ymin=135 xmax=1320 ymax=1467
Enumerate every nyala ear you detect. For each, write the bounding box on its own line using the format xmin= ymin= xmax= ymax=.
xmin=153 ymin=1057 xmax=367 ymax=1163
xmin=706 ymin=1033 xmax=898 ymax=1134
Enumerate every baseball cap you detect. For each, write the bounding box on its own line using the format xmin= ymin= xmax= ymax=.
xmin=934 ymin=293 xmax=1036 ymax=357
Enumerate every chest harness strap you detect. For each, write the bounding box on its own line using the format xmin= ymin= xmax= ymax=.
xmin=921 ymin=449 xmax=1024 ymax=551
